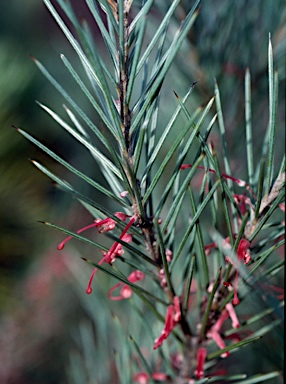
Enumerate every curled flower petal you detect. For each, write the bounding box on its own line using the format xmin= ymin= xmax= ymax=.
xmin=133 ymin=372 xmax=149 ymax=384
xmin=121 ymin=233 xmax=133 ymax=243
xmin=108 ymin=283 xmax=132 ymax=301
xmin=237 ymin=239 xmax=251 ymax=264
xmin=108 ymin=270 xmax=145 ymax=300
xmin=94 ymin=217 xmax=116 ymax=233
xmin=128 ymin=270 xmax=145 ymax=283
xmin=114 ymin=211 xmax=128 ymax=221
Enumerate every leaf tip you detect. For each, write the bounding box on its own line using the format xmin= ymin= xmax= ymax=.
xmin=173 ymin=90 xmax=179 ymax=99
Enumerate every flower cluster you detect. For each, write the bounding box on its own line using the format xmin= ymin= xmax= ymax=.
xmin=205 ymin=237 xmax=252 ymax=305
xmin=57 ymin=212 xmax=138 ymax=294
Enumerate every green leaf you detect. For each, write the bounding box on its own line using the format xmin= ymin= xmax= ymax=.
xmin=130 ymin=5 xmax=199 ymax=133
xmin=43 ymin=0 xmax=123 ymax=142
xmin=154 ymin=219 xmax=174 ymax=295
xmin=231 ymin=372 xmax=281 ymax=384
xmin=17 ymin=128 xmax=126 ymax=204
xmin=37 ymin=101 xmax=121 ymax=178
xmin=265 ymin=36 xmax=278 ymax=194
xmin=245 ymin=67 xmax=254 ymax=189
xmin=129 ymin=336 xmax=156 ymax=383
xmin=133 ymin=0 xmax=180 ymax=75
xmin=207 ymin=336 xmax=261 ymax=361
xmin=199 ymin=267 xmax=221 ymax=341
xmin=171 ymin=179 xmax=221 ymax=268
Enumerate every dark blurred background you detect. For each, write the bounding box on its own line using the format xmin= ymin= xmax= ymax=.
xmin=0 ymin=1 xmax=285 ymax=383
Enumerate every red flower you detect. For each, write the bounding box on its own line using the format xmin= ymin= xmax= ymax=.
xmin=153 ymin=296 xmax=181 ymax=350
xmin=207 ymin=309 xmax=230 ymax=358
xmin=133 ymin=371 xmax=168 ymax=383
xmin=233 ymin=194 xmax=253 ymax=216
xmin=225 ymin=302 xmax=240 ymax=328
xmin=224 ymin=238 xmax=251 ymax=305
xmin=133 ymin=372 xmax=149 ymax=384
xmin=85 ymin=215 xmax=136 ymax=294
xmin=108 ymin=270 xmax=145 ymax=300
xmin=57 ymin=212 xmax=128 ymax=250
xmin=180 ymin=164 xmax=255 ymax=196
xmin=237 ymin=239 xmax=251 ymax=264
xmin=195 ymin=347 xmax=207 ymax=379
xmin=207 ymin=328 xmax=230 ymax=358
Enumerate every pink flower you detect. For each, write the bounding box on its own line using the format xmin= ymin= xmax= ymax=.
xmin=233 ymin=194 xmax=253 ymax=216
xmin=224 ymin=238 xmax=251 ymax=305
xmin=204 ymin=242 xmax=218 ymax=256
xmin=152 ymin=372 xmax=169 ymax=381
xmin=207 ymin=309 xmax=230 ymax=358
xmin=158 ymin=269 xmax=167 ymax=288
xmin=165 ymin=248 xmax=173 ymax=262
xmin=133 ymin=372 xmax=149 ymax=384
xmin=180 ymin=164 xmax=255 ymax=196
xmin=133 ymin=372 xmax=168 ymax=384
xmin=212 ymin=309 xmax=229 ymax=333
xmin=120 ymin=190 xmax=129 ymax=198
xmin=85 ymin=215 xmax=136 ymax=294
xmin=207 ymin=303 xmax=240 ymax=358
xmin=57 ymin=212 xmax=128 ymax=250
xmin=153 ymin=296 xmax=181 ymax=350
xmin=207 ymin=328 xmax=230 ymax=358
xmin=108 ymin=270 xmax=145 ymax=300
xmin=237 ymin=239 xmax=251 ymax=264
xmin=195 ymin=347 xmax=207 ymax=379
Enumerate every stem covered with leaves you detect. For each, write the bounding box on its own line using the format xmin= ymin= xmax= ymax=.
xmin=18 ymin=1 xmax=284 ymax=383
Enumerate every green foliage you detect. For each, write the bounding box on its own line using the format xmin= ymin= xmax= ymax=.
xmin=16 ymin=0 xmax=284 ymax=383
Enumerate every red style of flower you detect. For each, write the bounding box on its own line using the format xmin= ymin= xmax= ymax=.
xmin=180 ymin=164 xmax=255 ymax=196
xmin=207 ymin=309 xmax=230 ymax=358
xmin=57 ymin=212 xmax=128 ymax=250
xmin=153 ymin=296 xmax=181 ymax=350
xmin=195 ymin=347 xmax=207 ymax=379
xmin=85 ymin=215 xmax=136 ymax=294
xmin=225 ymin=302 xmax=240 ymax=328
